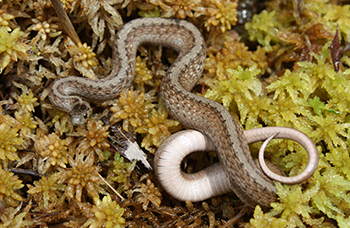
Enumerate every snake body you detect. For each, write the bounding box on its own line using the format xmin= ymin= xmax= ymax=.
xmin=155 ymin=128 xmax=318 ymax=202
xmin=49 ymin=18 xmax=318 ymax=207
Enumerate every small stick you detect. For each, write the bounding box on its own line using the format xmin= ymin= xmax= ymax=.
xmin=50 ymin=0 xmax=81 ymax=45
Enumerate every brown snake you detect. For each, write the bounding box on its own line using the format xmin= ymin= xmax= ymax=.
xmin=49 ymin=18 xmax=319 ymax=207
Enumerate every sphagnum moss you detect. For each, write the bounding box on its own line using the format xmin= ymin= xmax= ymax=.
xmin=58 ymin=152 xmax=103 ymax=202
xmin=81 ymin=195 xmax=125 ymax=228
xmin=27 ymin=172 xmax=66 ymax=210
xmin=110 ymin=89 xmax=155 ymax=132
xmin=0 ymin=123 xmax=23 ymax=165
xmin=136 ymin=104 xmax=180 ymax=153
xmin=0 ymin=204 xmax=33 ymax=228
xmin=74 ymin=119 xmax=110 ymax=161
xmin=0 ymin=26 xmax=28 ymax=73
xmin=0 ymin=166 xmax=23 ymax=207
xmin=66 ymin=40 xmax=99 ymax=79
xmin=34 ymin=133 xmax=72 ymax=174
xmin=111 ymin=152 xmax=135 ymax=185
xmin=0 ymin=0 xmax=350 ymax=227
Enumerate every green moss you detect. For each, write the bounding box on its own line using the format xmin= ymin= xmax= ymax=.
xmin=0 ymin=166 xmax=24 ymax=207
xmin=250 ymin=205 xmax=289 ymax=228
xmin=309 ymin=1 xmax=350 ymax=42
xmin=139 ymin=7 xmax=161 ymax=18
xmin=203 ymin=39 xmax=350 ymax=226
xmin=204 ymin=66 xmax=262 ymax=110
xmin=1 ymin=0 xmax=350 ymax=225
xmin=83 ymin=195 xmax=125 ymax=228
xmin=112 ymin=152 xmax=135 ymax=184
xmin=0 ymin=123 xmax=23 ymax=164
xmin=0 ymin=27 xmax=28 ymax=72
xmin=244 ymin=10 xmax=285 ymax=52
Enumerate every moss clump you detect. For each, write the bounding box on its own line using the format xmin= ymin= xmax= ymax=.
xmin=1 ymin=0 xmax=350 ymax=226
xmin=0 ymin=166 xmax=23 ymax=207
xmin=111 ymin=152 xmax=135 ymax=185
xmin=82 ymin=195 xmax=125 ymax=228
xmin=0 ymin=123 xmax=23 ymax=165
xmin=0 ymin=27 xmax=28 ymax=73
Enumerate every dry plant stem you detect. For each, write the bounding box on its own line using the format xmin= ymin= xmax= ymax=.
xmin=51 ymin=0 xmax=81 ymax=45
xmin=154 ymin=128 xmax=318 ymax=203
xmin=96 ymin=172 xmax=125 ymax=201
xmin=9 ymin=168 xmax=43 ymax=178
xmin=219 ymin=206 xmax=249 ymax=228
xmin=49 ymin=18 xmax=318 ymax=207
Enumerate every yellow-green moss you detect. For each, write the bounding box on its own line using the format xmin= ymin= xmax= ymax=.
xmin=1 ymin=0 xmax=350 ymax=226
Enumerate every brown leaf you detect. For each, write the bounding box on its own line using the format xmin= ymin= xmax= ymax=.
xmin=330 ymin=24 xmax=341 ymax=72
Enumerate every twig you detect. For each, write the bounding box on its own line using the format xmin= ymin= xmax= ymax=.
xmin=50 ymin=0 xmax=81 ymax=45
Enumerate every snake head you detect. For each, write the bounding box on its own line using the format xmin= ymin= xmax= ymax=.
xmin=70 ymin=101 xmax=92 ymax=125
